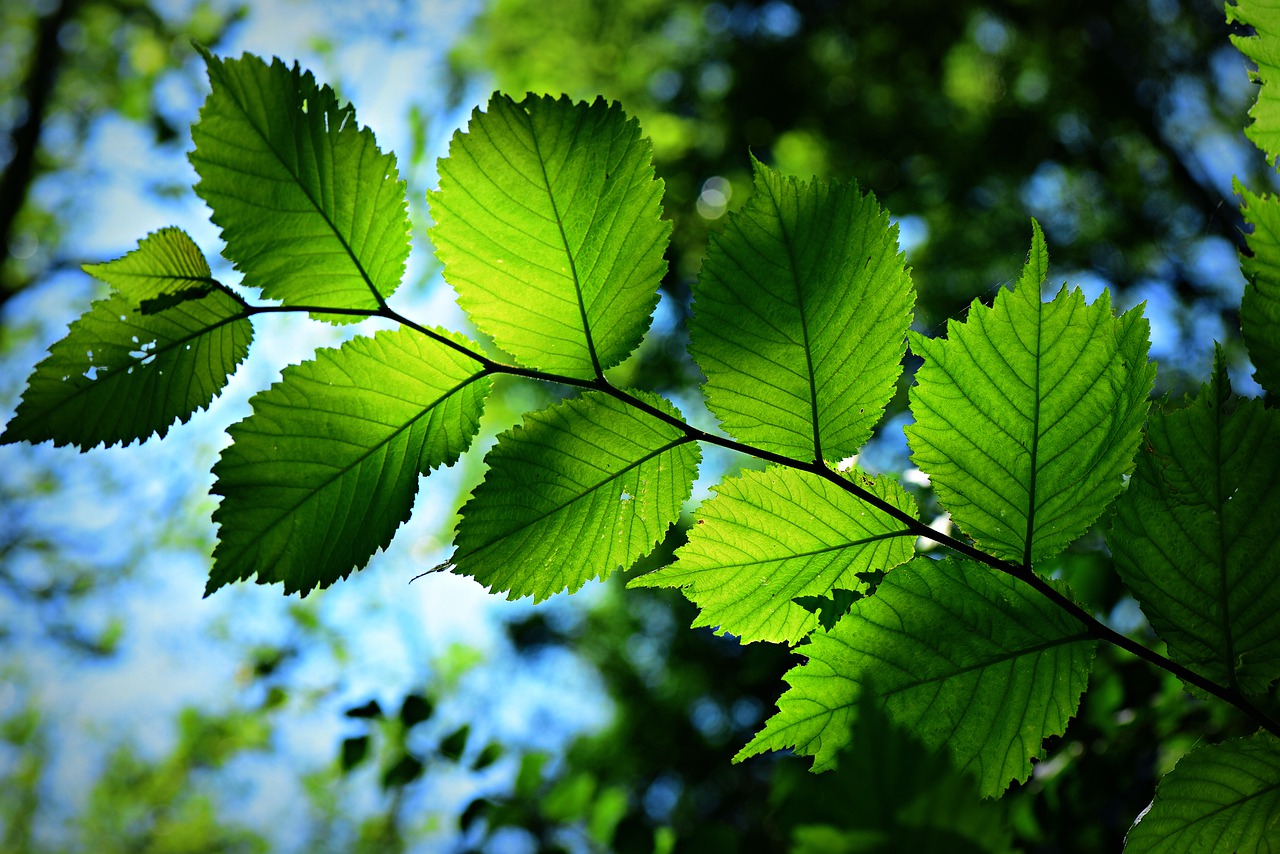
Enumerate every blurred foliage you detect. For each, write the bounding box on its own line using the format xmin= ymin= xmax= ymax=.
xmin=0 ymin=0 xmax=243 ymax=304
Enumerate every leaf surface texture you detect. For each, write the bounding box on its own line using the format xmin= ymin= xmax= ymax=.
xmin=430 ymin=94 xmax=669 ymax=377
xmin=630 ymin=466 xmax=917 ymax=644
xmin=1110 ymin=354 xmax=1280 ymax=696
xmin=2 ymin=228 xmax=251 ymax=449
xmin=190 ymin=49 xmax=409 ymax=320
xmin=906 ymin=223 xmax=1154 ymax=566
xmin=453 ymin=390 xmax=698 ymax=601
xmin=738 ymin=557 xmax=1095 ymax=797
xmin=210 ymin=327 xmax=489 ymax=595
xmin=690 ymin=159 xmax=914 ymax=461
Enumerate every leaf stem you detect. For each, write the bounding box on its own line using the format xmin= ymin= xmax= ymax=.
xmin=236 ymin=299 xmax=1280 ymax=738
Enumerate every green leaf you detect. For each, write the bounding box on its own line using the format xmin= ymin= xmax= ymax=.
xmin=1229 ymin=0 xmax=1280 ymax=163
xmin=209 ymin=327 xmax=490 ymax=596
xmin=452 ymin=390 xmax=699 ymax=601
xmin=1235 ymin=180 xmax=1280 ymax=396
xmin=1109 ymin=351 xmax=1280 ymax=696
xmin=430 ymin=93 xmax=669 ymax=377
xmin=630 ymin=466 xmax=917 ymax=644
xmin=905 ymin=221 xmax=1154 ymax=567
xmin=689 ymin=158 xmax=914 ymax=462
xmin=1125 ymin=734 xmax=1280 ymax=852
xmin=189 ymin=49 xmax=409 ymax=321
xmin=1 ymin=228 xmax=251 ymax=449
xmin=738 ymin=556 xmax=1095 ymax=797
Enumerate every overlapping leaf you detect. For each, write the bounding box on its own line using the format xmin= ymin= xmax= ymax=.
xmin=690 ymin=158 xmax=914 ymax=462
xmin=1125 ymin=734 xmax=1280 ymax=852
xmin=1 ymin=228 xmax=251 ymax=449
xmin=1228 ymin=0 xmax=1280 ymax=163
xmin=190 ymin=48 xmax=409 ymax=321
xmin=452 ymin=390 xmax=699 ymax=601
xmin=630 ymin=466 xmax=917 ymax=644
xmin=738 ymin=557 xmax=1095 ymax=797
xmin=209 ymin=327 xmax=490 ymax=596
xmin=430 ymin=94 xmax=669 ymax=378
xmin=1235 ymin=181 xmax=1280 ymax=396
xmin=1110 ymin=352 xmax=1280 ymax=696
xmin=906 ymin=222 xmax=1154 ymax=567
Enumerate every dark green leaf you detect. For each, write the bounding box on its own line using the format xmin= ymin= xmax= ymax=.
xmin=382 ymin=754 xmax=424 ymax=789
xmin=1110 ymin=351 xmax=1280 ymax=696
xmin=430 ymin=93 xmax=669 ymax=377
xmin=689 ymin=158 xmax=914 ymax=461
xmin=340 ymin=735 xmax=370 ymax=771
xmin=1235 ymin=181 xmax=1280 ymax=396
xmin=453 ymin=390 xmax=699 ymax=601
xmin=739 ymin=556 xmax=1095 ymax=797
xmin=344 ymin=699 xmax=383 ymax=719
xmin=906 ymin=221 xmax=1154 ymax=566
xmin=630 ymin=465 xmax=917 ymax=644
xmin=399 ymin=694 xmax=433 ymax=729
xmin=1125 ymin=734 xmax=1280 ymax=852
xmin=209 ymin=327 xmax=490 ymax=596
xmin=2 ymin=228 xmax=251 ymax=449
xmin=190 ymin=49 xmax=409 ymax=321
xmin=438 ymin=724 xmax=470 ymax=762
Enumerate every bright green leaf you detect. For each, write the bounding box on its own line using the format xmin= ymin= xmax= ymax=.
xmin=1125 ymin=734 xmax=1280 ymax=852
xmin=1110 ymin=351 xmax=1280 ymax=696
xmin=1235 ymin=180 xmax=1280 ymax=396
xmin=690 ymin=158 xmax=914 ymax=462
xmin=905 ymin=221 xmax=1154 ymax=567
xmin=430 ymin=93 xmax=669 ymax=377
xmin=1 ymin=228 xmax=251 ymax=449
xmin=738 ymin=556 xmax=1095 ymax=797
xmin=209 ymin=327 xmax=490 ymax=596
xmin=452 ymin=390 xmax=699 ymax=601
xmin=1229 ymin=0 xmax=1280 ymax=163
xmin=630 ymin=466 xmax=917 ymax=644
xmin=190 ymin=49 xmax=409 ymax=321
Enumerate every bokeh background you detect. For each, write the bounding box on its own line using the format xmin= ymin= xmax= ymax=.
xmin=0 ymin=0 xmax=1272 ymax=850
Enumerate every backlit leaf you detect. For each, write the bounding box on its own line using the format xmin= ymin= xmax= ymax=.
xmin=1228 ymin=0 xmax=1280 ymax=163
xmin=452 ymin=390 xmax=699 ymax=601
xmin=1125 ymin=734 xmax=1280 ymax=852
xmin=1235 ymin=180 xmax=1280 ymax=396
xmin=630 ymin=466 xmax=917 ymax=644
xmin=690 ymin=158 xmax=914 ymax=461
xmin=738 ymin=557 xmax=1095 ymax=797
xmin=1 ymin=228 xmax=251 ymax=449
xmin=1110 ymin=351 xmax=1280 ymax=696
xmin=430 ymin=93 xmax=669 ymax=377
xmin=190 ymin=49 xmax=409 ymax=321
xmin=905 ymin=221 xmax=1154 ymax=567
xmin=209 ymin=327 xmax=489 ymax=596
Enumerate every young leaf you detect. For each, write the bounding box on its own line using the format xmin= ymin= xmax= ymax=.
xmin=690 ymin=158 xmax=914 ymax=462
xmin=1 ymin=228 xmax=251 ymax=449
xmin=1109 ymin=351 xmax=1280 ymax=696
xmin=452 ymin=390 xmax=699 ymax=601
xmin=1125 ymin=734 xmax=1280 ymax=852
xmin=629 ymin=466 xmax=917 ymax=645
xmin=905 ymin=222 xmax=1154 ymax=567
xmin=738 ymin=556 xmax=1095 ymax=797
xmin=189 ymin=49 xmax=409 ymax=321
xmin=209 ymin=328 xmax=490 ymax=596
xmin=1235 ymin=181 xmax=1280 ymax=396
xmin=1228 ymin=0 xmax=1280 ymax=164
xmin=430 ymin=94 xmax=669 ymax=378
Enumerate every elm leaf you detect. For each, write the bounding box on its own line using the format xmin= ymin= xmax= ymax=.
xmin=209 ymin=327 xmax=490 ymax=596
xmin=453 ymin=390 xmax=699 ymax=601
xmin=905 ymin=221 xmax=1154 ymax=567
xmin=190 ymin=48 xmax=409 ymax=321
xmin=430 ymin=93 xmax=669 ymax=378
xmin=1 ymin=227 xmax=251 ymax=449
xmin=1110 ymin=350 xmax=1280 ymax=696
xmin=690 ymin=158 xmax=914 ymax=461
xmin=630 ymin=465 xmax=917 ymax=645
xmin=738 ymin=557 xmax=1095 ymax=797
